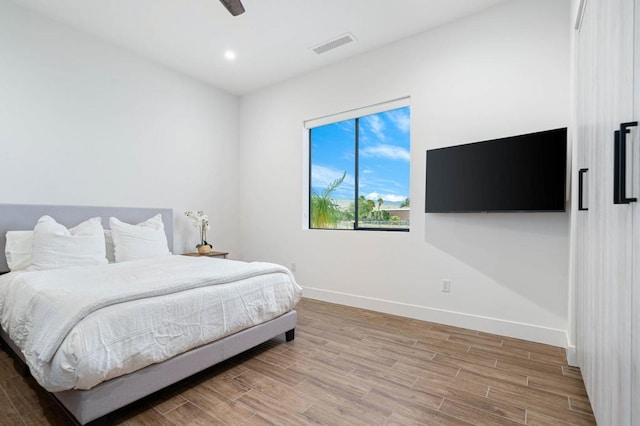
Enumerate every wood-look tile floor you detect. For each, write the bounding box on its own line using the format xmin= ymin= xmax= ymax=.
xmin=0 ymin=298 xmax=596 ymax=425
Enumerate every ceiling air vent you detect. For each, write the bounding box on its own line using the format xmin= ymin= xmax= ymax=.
xmin=311 ymin=33 xmax=356 ymax=55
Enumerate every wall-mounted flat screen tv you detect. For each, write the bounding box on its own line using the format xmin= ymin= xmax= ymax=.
xmin=425 ymin=128 xmax=567 ymax=213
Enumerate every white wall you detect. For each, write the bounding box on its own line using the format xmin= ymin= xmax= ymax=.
xmin=0 ymin=0 xmax=573 ymax=347
xmin=238 ymin=0 xmax=571 ymax=346
xmin=0 ymin=0 xmax=239 ymax=255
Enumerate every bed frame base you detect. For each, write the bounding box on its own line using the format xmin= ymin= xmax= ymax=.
xmin=1 ymin=311 xmax=297 ymax=425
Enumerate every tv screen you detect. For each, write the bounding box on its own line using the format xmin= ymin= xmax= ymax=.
xmin=425 ymin=128 xmax=567 ymax=213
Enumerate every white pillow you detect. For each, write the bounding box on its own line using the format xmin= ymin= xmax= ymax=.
xmin=30 ymin=216 xmax=107 ymax=271
xmin=109 ymin=214 xmax=170 ymax=263
xmin=5 ymin=231 xmax=33 ymax=271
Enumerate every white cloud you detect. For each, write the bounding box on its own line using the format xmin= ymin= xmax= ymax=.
xmin=362 ymin=115 xmax=385 ymax=141
xmin=385 ymin=109 xmax=410 ymax=133
xmin=360 ymin=144 xmax=410 ymax=162
xmin=365 ymin=192 xmax=406 ymax=203
xmin=311 ymin=164 xmax=354 ymax=198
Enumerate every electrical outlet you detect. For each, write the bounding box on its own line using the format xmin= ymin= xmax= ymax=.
xmin=290 ymin=262 xmax=297 ymax=272
xmin=441 ymin=279 xmax=451 ymax=293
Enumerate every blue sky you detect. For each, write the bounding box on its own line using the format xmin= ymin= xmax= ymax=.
xmin=310 ymin=106 xmax=410 ymax=205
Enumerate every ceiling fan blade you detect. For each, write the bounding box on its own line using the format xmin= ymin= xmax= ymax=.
xmin=219 ymin=0 xmax=245 ymax=16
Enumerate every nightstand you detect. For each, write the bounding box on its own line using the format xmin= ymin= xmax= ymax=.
xmin=182 ymin=251 xmax=229 ymax=259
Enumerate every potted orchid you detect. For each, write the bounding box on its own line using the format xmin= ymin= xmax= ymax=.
xmin=184 ymin=210 xmax=212 ymax=254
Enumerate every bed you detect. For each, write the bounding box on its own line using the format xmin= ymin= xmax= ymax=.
xmin=0 ymin=203 xmax=301 ymax=425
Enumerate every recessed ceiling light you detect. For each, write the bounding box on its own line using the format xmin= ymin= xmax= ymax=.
xmin=224 ymin=50 xmax=236 ymax=61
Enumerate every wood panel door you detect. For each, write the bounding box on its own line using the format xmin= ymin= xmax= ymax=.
xmin=574 ymin=0 xmax=636 ymax=424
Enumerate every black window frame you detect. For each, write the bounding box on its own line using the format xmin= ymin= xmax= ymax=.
xmin=308 ymin=111 xmax=410 ymax=233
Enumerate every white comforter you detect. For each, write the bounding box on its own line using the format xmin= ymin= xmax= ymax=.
xmin=0 ymin=255 xmax=302 ymax=391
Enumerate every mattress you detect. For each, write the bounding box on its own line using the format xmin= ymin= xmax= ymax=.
xmin=0 ymin=255 xmax=302 ymax=392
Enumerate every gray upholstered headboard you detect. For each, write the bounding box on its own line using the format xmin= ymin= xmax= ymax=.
xmin=0 ymin=204 xmax=173 ymax=273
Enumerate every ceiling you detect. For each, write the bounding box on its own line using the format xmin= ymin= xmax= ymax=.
xmin=12 ymin=0 xmax=510 ymax=95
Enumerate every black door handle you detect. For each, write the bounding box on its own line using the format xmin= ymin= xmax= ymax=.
xmin=614 ymin=121 xmax=638 ymax=204
xmin=578 ymin=168 xmax=588 ymax=211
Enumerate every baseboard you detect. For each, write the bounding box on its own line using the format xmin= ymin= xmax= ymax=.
xmin=565 ymin=344 xmax=578 ymax=366
xmin=302 ymin=286 xmax=568 ymax=348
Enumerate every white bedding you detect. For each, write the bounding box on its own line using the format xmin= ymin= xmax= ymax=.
xmin=0 ymin=255 xmax=302 ymax=391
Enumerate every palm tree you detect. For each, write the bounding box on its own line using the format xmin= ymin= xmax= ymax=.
xmin=374 ymin=197 xmax=384 ymax=221
xmin=400 ymin=197 xmax=410 ymax=208
xmin=358 ymin=195 xmax=372 ymax=219
xmin=311 ymin=172 xmax=346 ymax=228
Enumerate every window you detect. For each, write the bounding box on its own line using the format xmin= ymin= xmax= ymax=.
xmin=307 ymin=100 xmax=410 ymax=231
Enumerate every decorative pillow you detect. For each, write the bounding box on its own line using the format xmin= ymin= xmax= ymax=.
xmin=109 ymin=215 xmax=170 ymax=263
xmin=5 ymin=231 xmax=33 ymax=271
xmin=30 ymin=216 xmax=107 ymax=271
